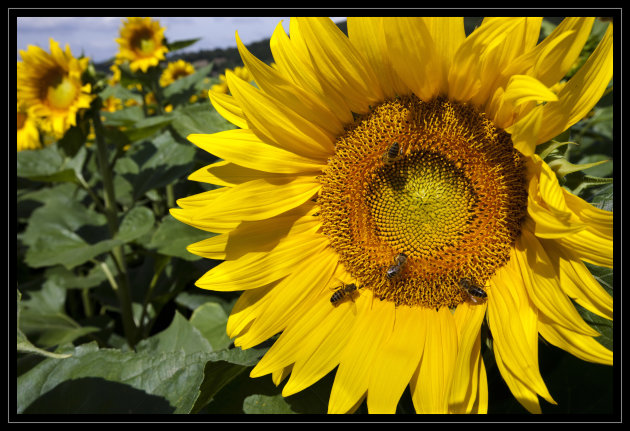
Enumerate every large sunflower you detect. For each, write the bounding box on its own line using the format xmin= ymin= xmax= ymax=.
xmin=171 ymin=17 xmax=613 ymax=414
xmin=115 ymin=17 xmax=169 ymax=73
xmin=17 ymin=39 xmax=93 ymax=139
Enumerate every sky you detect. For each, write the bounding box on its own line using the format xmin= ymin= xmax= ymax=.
xmin=16 ymin=16 xmax=346 ymax=63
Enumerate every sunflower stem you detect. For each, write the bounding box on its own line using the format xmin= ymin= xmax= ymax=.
xmin=91 ymin=102 xmax=138 ymax=348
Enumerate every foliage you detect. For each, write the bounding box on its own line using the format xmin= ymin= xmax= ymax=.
xmin=15 ymin=18 xmax=614 ymax=416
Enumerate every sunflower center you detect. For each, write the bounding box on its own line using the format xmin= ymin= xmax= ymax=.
xmin=367 ymin=151 xmax=476 ymax=255
xmin=318 ymin=95 xmax=528 ymax=309
xmin=45 ymin=73 xmax=78 ymax=110
xmin=131 ymin=29 xmax=156 ymax=55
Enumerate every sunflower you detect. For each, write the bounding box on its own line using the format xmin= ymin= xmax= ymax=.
xmin=171 ymin=17 xmax=613 ymax=414
xmin=115 ymin=17 xmax=168 ymax=73
xmin=210 ymin=65 xmax=252 ymax=94
xmin=160 ymin=59 xmax=196 ymax=87
xmin=17 ymin=102 xmax=41 ymax=152
xmin=17 ymin=39 xmax=93 ymax=139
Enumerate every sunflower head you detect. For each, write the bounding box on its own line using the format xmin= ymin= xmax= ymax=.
xmin=115 ymin=17 xmax=169 ymax=73
xmin=159 ymin=59 xmax=196 ymax=87
xmin=173 ymin=17 xmax=613 ymax=414
xmin=17 ymin=38 xmax=94 ymax=138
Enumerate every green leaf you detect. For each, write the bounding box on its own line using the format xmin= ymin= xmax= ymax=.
xmin=148 ymin=215 xmax=211 ymax=260
xmin=21 ymin=200 xmax=115 ymax=269
xmin=166 ymin=38 xmax=201 ymax=52
xmin=18 ymin=282 xmax=99 ymax=348
xmin=135 ymin=310 xmax=213 ymax=355
xmin=189 ymin=302 xmax=232 ymax=351
xmin=116 ymin=206 xmax=156 ymax=243
xmin=243 ymin=394 xmax=297 ymax=414
xmin=17 ymin=342 xmax=209 ymax=414
xmin=17 ymin=290 xmax=71 ymax=359
xmin=114 ymin=131 xmax=196 ymax=200
xmin=17 ymin=144 xmax=79 ymax=183
xmin=170 ymin=103 xmax=236 ymax=136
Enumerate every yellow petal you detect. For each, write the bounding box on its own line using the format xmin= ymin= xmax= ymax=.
xmin=347 ymin=17 xmax=408 ymax=98
xmin=538 ymin=314 xmax=613 ymax=365
xmin=503 ymin=74 xmax=558 ymax=108
xmin=562 ymin=189 xmax=613 ymax=240
xmin=367 ymin=305 xmax=427 ymax=414
xmin=188 ymin=129 xmax=325 ymax=174
xmin=195 ymin=232 xmax=328 ymax=291
xmin=410 ymin=307 xmax=458 ymax=413
xmin=295 ymin=17 xmax=384 ymax=114
xmin=186 ymin=175 xmax=319 ymax=223
xmin=532 ymin=17 xmax=595 ymax=87
xmin=448 ymin=18 xmax=523 ymax=102
xmin=536 ymin=23 xmax=613 ymax=145
xmin=269 ymin=20 xmax=353 ymax=125
xmin=169 ymin=205 xmax=238 ymax=234
xmin=188 ymin=160 xmax=289 ymax=187
xmin=236 ymin=248 xmax=339 ymax=350
xmin=422 ymin=17 xmax=466 ymax=95
xmin=525 ymin=156 xmax=587 ymax=238
xmin=515 ymin=230 xmax=600 ymax=337
xmin=384 ymin=17 xmax=441 ymax=102
xmin=235 ymin=31 xmax=344 ymax=139
xmin=449 ymin=301 xmax=487 ymax=413
xmin=227 ymin=282 xmax=276 ymax=339
xmin=227 ymin=69 xmax=334 ymax=160
xmin=506 ymin=103 xmax=542 ymax=156
xmin=208 ymin=90 xmax=248 ymax=129
xmin=186 ymin=202 xmax=319 ymax=261
xmin=487 ymin=263 xmax=556 ymax=411
xmin=280 ymin=290 xmax=360 ymax=397
xmin=554 ymin=227 xmax=614 ymax=268
xmin=328 ymin=292 xmax=395 ymax=414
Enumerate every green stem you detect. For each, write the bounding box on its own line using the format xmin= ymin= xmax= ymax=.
xmin=92 ymin=105 xmax=138 ymax=348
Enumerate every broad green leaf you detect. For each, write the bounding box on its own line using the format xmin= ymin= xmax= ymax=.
xmin=243 ymin=394 xmax=297 ymax=414
xmin=22 ymin=377 xmax=174 ymax=414
xmin=114 ymin=131 xmax=196 ymax=200
xmin=116 ymin=206 xmax=156 ymax=243
xmin=170 ymin=103 xmax=236 ymax=136
xmin=135 ymin=310 xmax=213 ymax=355
xmin=189 ymin=302 xmax=232 ymax=351
xmin=21 ymin=200 xmax=115 ymax=269
xmin=18 ymin=282 xmax=99 ymax=348
xmin=21 ymin=201 xmax=155 ymax=269
xmin=17 ymin=144 xmax=79 ymax=183
xmin=42 ymin=265 xmax=108 ymax=291
xmin=16 ymin=342 xmax=209 ymax=414
xmin=17 ymin=290 xmax=71 ymax=359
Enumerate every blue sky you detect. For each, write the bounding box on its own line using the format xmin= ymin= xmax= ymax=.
xmin=16 ymin=17 xmax=346 ymax=63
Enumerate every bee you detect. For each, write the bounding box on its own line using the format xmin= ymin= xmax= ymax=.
xmin=330 ymin=283 xmax=359 ymax=306
xmin=459 ymin=278 xmax=488 ymax=304
xmin=386 ymin=253 xmax=408 ymax=280
xmin=382 ymin=141 xmax=404 ymax=165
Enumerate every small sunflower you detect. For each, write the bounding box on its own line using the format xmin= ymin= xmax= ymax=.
xmin=172 ymin=17 xmax=613 ymax=414
xmin=17 ymin=102 xmax=41 ymax=152
xmin=210 ymin=65 xmax=252 ymax=94
xmin=115 ymin=17 xmax=168 ymax=73
xmin=17 ymin=38 xmax=93 ymax=139
xmin=160 ymin=59 xmax=196 ymax=87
